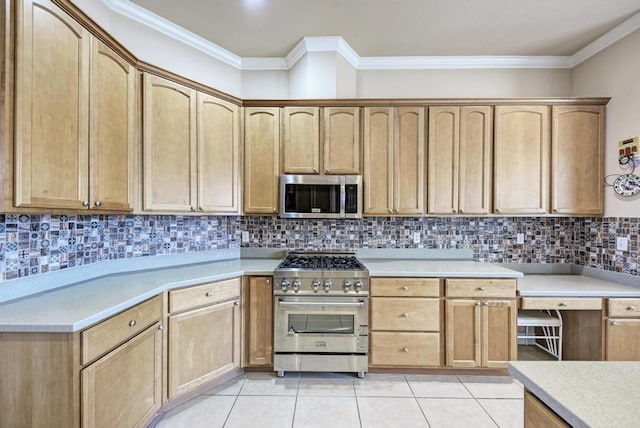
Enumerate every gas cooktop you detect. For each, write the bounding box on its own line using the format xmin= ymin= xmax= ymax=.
xmin=276 ymin=252 xmax=366 ymax=271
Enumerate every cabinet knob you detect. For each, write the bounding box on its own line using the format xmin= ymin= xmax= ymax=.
xmin=478 ymin=287 xmax=486 ymax=291
xmin=82 ymin=200 xmax=89 ymax=207
xmin=403 ymin=347 xmax=409 ymax=353
xmin=484 ymin=302 xmax=489 ymax=306
xmin=495 ymin=208 xmax=501 ymax=213
xmin=199 ymin=207 xmax=204 ymax=211
xmin=158 ymin=324 xmax=164 ymax=331
xmin=612 ymin=321 xmax=619 ymax=326
xmin=129 ymin=320 xmax=137 ymax=327
xmin=475 ymin=302 xmax=481 ymax=306
xmin=403 ymin=313 xmax=409 ymax=318
xmin=627 ymin=306 xmax=636 ymax=311
xmin=402 ymin=286 xmax=409 ymax=291
xmin=559 ymin=302 xmax=568 ymax=307
xmin=206 ymin=291 xmax=213 ymax=297
xmin=94 ymin=200 xmax=102 ymax=207
xmin=190 ymin=206 xmax=196 ymax=212
xmin=266 ymin=279 xmax=270 ymax=284
xmin=234 ymin=300 xmax=239 ymax=306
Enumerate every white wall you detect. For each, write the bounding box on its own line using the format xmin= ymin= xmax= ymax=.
xmin=72 ymin=0 xmax=242 ymax=96
xmin=571 ymin=29 xmax=640 ymax=217
xmin=356 ymin=69 xmax=571 ymax=98
xmin=242 ymin=70 xmax=289 ymax=99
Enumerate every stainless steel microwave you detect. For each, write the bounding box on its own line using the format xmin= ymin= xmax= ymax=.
xmin=280 ymin=175 xmax=362 ymax=219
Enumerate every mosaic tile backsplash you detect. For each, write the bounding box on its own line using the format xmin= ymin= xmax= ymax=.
xmin=0 ymin=214 xmax=637 ymax=281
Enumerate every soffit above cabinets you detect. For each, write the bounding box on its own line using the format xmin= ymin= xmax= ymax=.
xmin=104 ymin=0 xmax=640 ymax=70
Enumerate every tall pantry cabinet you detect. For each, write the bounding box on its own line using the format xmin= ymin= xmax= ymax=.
xmin=13 ymin=0 xmax=135 ymax=211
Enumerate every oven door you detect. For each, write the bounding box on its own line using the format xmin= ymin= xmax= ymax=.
xmin=274 ymin=295 xmax=368 ymax=354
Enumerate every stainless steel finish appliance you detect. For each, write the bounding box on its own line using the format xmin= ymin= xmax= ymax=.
xmin=280 ymin=174 xmax=362 ymax=219
xmin=273 ymin=251 xmax=369 ymax=378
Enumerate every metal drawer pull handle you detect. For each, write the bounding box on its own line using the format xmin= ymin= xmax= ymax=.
xmin=129 ymin=320 xmax=136 ymax=327
xmin=559 ymin=303 xmax=567 ymax=307
xmin=206 ymin=292 xmax=213 ymax=297
xmin=278 ymin=300 xmax=365 ymax=308
xmin=403 ymin=347 xmax=409 ymax=353
xmin=403 ymin=313 xmax=409 ymax=318
xmin=627 ymin=306 xmax=636 ymax=311
xmin=402 ymin=286 xmax=409 ymax=291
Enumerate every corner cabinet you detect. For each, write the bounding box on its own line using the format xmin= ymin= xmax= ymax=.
xmin=363 ymin=106 xmax=425 ymax=215
xmin=494 ymin=106 xmax=550 ymax=214
xmin=14 ymin=0 xmax=135 ymax=211
xmin=243 ymin=276 xmax=274 ymax=366
xmin=445 ymin=279 xmax=517 ymax=368
xmin=167 ymin=279 xmax=241 ymax=399
xmin=551 ymin=105 xmax=604 ymax=215
xmin=143 ymin=74 xmax=241 ymax=214
xmin=244 ymin=108 xmax=280 ymax=214
xmin=427 ymin=106 xmax=492 ymax=214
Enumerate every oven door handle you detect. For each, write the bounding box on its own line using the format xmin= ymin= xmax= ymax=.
xmin=277 ymin=300 xmax=365 ymax=308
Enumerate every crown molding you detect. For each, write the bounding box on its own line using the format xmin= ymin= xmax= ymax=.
xmin=102 ymin=0 xmax=640 ymax=71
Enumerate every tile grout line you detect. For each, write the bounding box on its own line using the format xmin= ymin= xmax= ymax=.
xmin=405 ymin=375 xmax=433 ymax=428
xmin=221 ymin=376 xmax=247 ymax=428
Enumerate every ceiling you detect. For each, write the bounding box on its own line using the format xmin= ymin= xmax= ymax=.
xmin=128 ymin=0 xmax=640 ymax=58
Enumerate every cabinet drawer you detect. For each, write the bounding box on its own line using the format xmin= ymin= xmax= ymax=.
xmin=371 ymin=298 xmax=439 ymax=331
xmin=82 ymin=295 xmax=162 ymax=364
xmin=521 ymin=297 xmax=602 ymax=310
xmin=370 ymin=332 xmax=440 ymax=366
xmin=608 ymin=298 xmax=640 ymax=317
xmin=169 ymin=278 xmax=241 ymax=313
xmin=446 ymin=279 xmax=516 ymax=298
xmin=371 ymin=278 xmax=440 ymax=297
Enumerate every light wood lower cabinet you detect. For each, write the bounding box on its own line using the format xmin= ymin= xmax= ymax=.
xmin=243 ymin=276 xmax=274 ymax=366
xmin=81 ymin=322 xmax=163 ymax=428
xmin=168 ymin=281 xmax=241 ymax=399
xmin=605 ymin=298 xmax=640 ymax=361
xmin=445 ymin=279 xmax=517 ymax=368
xmin=524 ymin=389 xmax=570 ymax=428
xmin=369 ymin=278 xmax=441 ymax=367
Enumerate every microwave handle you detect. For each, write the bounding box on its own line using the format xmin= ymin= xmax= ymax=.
xmin=340 ymin=175 xmax=346 ymax=217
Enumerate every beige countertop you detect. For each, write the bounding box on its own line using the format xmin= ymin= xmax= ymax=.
xmin=518 ymin=274 xmax=640 ymax=297
xmin=509 ymin=361 xmax=640 ymax=428
xmin=361 ymin=259 xmax=523 ymax=278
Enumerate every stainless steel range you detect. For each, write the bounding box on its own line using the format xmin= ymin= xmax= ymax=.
xmin=273 ymin=251 xmax=369 ymax=378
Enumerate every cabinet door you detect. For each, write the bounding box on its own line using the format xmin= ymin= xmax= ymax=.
xmin=323 ymin=107 xmax=361 ymax=174
xmin=524 ymin=390 xmax=570 ymax=428
xmin=168 ymin=299 xmax=240 ymax=398
xmin=15 ymin=0 xmax=90 ymax=209
xmin=89 ymin=39 xmax=135 ymax=211
xmin=395 ymin=107 xmax=425 ymax=215
xmin=244 ymin=277 xmax=273 ymax=366
xmin=244 ymin=108 xmax=280 ymax=214
xmin=282 ymin=107 xmax=320 ymax=174
xmin=428 ymin=106 xmax=459 ymax=214
xmin=482 ymin=299 xmax=517 ymax=368
xmin=551 ymin=105 xmax=604 ymax=215
xmin=197 ymin=93 xmax=240 ymax=213
xmin=82 ymin=323 xmax=162 ymax=428
xmin=446 ymin=299 xmax=481 ymax=367
xmin=606 ymin=319 xmax=640 ymax=361
xmin=143 ymin=74 xmax=196 ymax=211
xmin=494 ymin=106 xmax=550 ymax=214
xmin=459 ymin=106 xmax=492 ymax=214
xmin=363 ymin=107 xmax=394 ymax=215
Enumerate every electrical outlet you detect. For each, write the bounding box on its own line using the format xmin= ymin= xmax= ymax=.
xmin=413 ymin=232 xmax=421 ymax=244
xmin=516 ymin=233 xmax=525 ymax=245
xmin=241 ymin=231 xmax=250 ymax=243
xmin=616 ymin=236 xmax=628 ymax=251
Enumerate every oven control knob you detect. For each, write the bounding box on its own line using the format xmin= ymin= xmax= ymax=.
xmin=355 ymin=281 xmax=364 ymax=292
xmin=323 ymin=280 xmax=333 ymax=292
xmin=311 ymin=280 xmax=320 ymax=292
xmin=280 ymin=279 xmax=290 ymax=292
xmin=343 ymin=281 xmax=352 ymax=292
xmin=292 ymin=280 xmax=301 ymax=292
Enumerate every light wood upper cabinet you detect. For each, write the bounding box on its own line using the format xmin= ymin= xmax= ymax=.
xmin=197 ymin=94 xmax=241 ymax=213
xmin=15 ymin=0 xmax=90 ymax=209
xmin=494 ymin=106 xmax=550 ymax=214
xmin=551 ymin=105 xmax=604 ymax=215
xmin=364 ymin=107 xmax=425 ymax=215
xmin=244 ymin=108 xmax=280 ymax=214
xmin=143 ymin=74 xmax=197 ymax=212
xmin=14 ymin=0 xmax=134 ymax=211
xmin=89 ymin=39 xmax=135 ymax=212
xmin=323 ymin=107 xmax=361 ymax=174
xmin=282 ymin=107 xmax=320 ymax=174
xmin=428 ymin=106 xmax=492 ymax=214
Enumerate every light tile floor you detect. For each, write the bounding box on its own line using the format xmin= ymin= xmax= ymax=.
xmin=155 ymin=372 xmax=524 ymax=428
